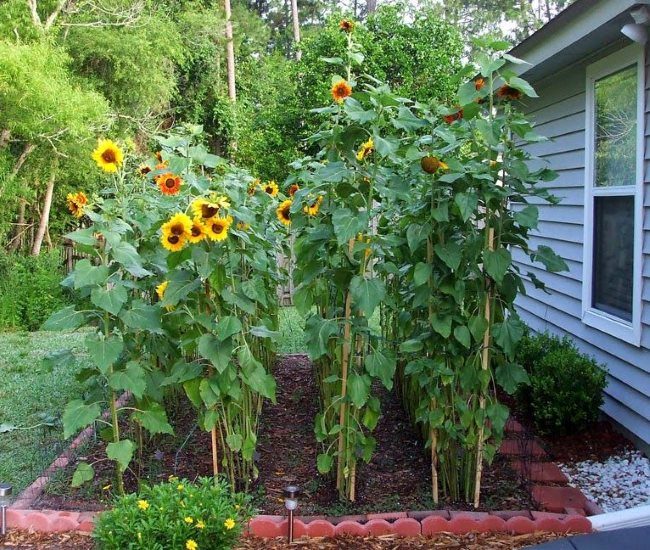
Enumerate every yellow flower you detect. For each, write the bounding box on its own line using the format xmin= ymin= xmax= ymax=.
xmin=236 ymin=222 xmax=250 ymax=231
xmin=137 ymin=532 xmax=142 ymax=542
xmin=191 ymin=198 xmax=220 ymax=220
xmin=205 ymin=217 xmax=230 ymax=242
xmin=137 ymin=500 xmax=150 ymax=511
xmin=331 ymin=80 xmax=352 ymax=102
xmin=196 ymin=520 xmax=205 ymax=529
xmin=91 ymin=139 xmax=124 ymax=173
xmin=102 ymin=484 xmax=111 ymax=491
xmin=161 ymin=213 xmax=192 ymax=252
xmin=262 ymin=180 xmax=279 ymax=197
xmin=184 ymin=516 xmax=194 ymax=524
xmin=66 ymin=191 xmax=88 ymax=218
xmin=356 ymin=138 xmax=374 ymax=161
xmin=276 ymin=199 xmax=292 ymax=226
xmin=303 ymin=195 xmax=323 ymax=217
xmin=224 ymin=518 xmax=236 ymax=530
xmin=177 ymin=484 xmax=185 ymax=491
xmin=234 ymin=504 xmax=240 ymax=510
xmin=339 ymin=19 xmax=355 ymax=32
xmin=156 ymin=281 xmax=168 ymax=301
xmin=188 ymin=217 xmax=208 ymax=244
xmin=186 ymin=540 xmax=198 ymax=550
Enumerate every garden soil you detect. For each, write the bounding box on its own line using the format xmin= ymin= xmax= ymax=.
xmin=35 ymin=355 xmax=533 ymax=514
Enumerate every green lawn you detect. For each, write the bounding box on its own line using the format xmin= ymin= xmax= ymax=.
xmin=0 ymin=307 xmax=306 ymax=494
xmin=0 ymin=330 xmax=87 ymax=493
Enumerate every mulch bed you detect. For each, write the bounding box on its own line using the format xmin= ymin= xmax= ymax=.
xmin=1 ymin=531 xmax=563 ymax=550
xmin=35 ymin=354 xmax=533 ymax=515
xmin=498 ymin=390 xmax=635 ymax=465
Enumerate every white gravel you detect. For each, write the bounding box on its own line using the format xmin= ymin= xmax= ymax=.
xmin=559 ymin=450 xmax=650 ymax=512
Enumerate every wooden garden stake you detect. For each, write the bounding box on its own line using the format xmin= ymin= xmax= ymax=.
xmin=426 ymin=233 xmax=439 ymax=504
xmin=474 ymin=224 xmax=494 ymax=508
xmin=211 ymin=425 xmax=219 ymax=478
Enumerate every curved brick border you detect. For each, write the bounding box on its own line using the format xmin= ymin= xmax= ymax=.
xmin=5 ymin=509 xmax=592 ymax=536
xmin=10 ymin=392 xmax=132 ymax=511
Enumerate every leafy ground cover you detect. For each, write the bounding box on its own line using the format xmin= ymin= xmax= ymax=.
xmin=0 ymin=330 xmax=87 ymax=493
xmin=0 ymin=309 xmax=305 ymax=495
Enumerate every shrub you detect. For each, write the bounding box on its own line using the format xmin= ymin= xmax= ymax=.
xmin=517 ymin=331 xmax=607 ymax=435
xmin=93 ymin=477 xmax=251 ymax=550
xmin=0 ymin=249 xmax=69 ymax=331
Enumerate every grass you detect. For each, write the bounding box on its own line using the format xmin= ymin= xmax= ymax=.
xmin=0 ymin=330 xmax=87 ymax=493
xmin=0 ymin=307 xmax=306 ymax=494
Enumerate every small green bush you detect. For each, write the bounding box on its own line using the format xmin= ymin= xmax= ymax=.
xmin=0 ymin=249 xmax=69 ymax=331
xmin=94 ymin=477 xmax=251 ymax=550
xmin=516 ymin=331 xmax=607 ymax=435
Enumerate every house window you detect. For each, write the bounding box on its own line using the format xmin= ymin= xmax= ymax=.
xmin=583 ymin=46 xmax=643 ymax=345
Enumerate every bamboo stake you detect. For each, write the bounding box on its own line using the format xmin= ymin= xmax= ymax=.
xmin=211 ymin=424 xmax=219 ymax=478
xmin=426 ymin=232 xmax=440 ymax=504
xmin=336 ymin=238 xmax=356 ymax=495
xmin=473 ymin=225 xmax=494 ymax=508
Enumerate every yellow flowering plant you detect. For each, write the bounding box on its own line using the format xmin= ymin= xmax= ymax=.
xmin=42 ymin=125 xmax=288 ymax=494
xmin=94 ymin=477 xmax=250 ymax=550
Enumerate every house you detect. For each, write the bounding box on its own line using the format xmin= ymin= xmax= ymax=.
xmin=509 ymin=0 xmax=650 ymax=449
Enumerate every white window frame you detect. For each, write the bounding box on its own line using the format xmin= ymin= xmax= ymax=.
xmin=582 ymin=44 xmax=644 ymax=346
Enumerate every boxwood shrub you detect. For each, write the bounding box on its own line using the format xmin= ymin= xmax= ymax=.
xmin=516 ymin=331 xmax=607 ymax=435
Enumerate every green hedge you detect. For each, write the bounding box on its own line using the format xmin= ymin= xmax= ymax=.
xmin=0 ymin=250 xmax=69 ymax=331
xmin=516 ymin=331 xmax=607 ymax=435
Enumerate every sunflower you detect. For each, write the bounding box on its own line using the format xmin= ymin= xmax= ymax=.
xmin=339 ymin=19 xmax=354 ymax=32
xmin=248 ymin=179 xmax=260 ymax=195
xmin=443 ymin=108 xmax=463 ymax=124
xmin=356 ymin=138 xmax=374 ymax=161
xmin=160 ymin=213 xmax=192 ymax=252
xmin=156 ymin=281 xmax=169 ymax=301
xmin=91 ymin=139 xmax=124 ymax=173
xmin=303 ymin=195 xmax=323 ymax=216
xmin=138 ymin=164 xmax=152 ymax=177
xmin=287 ymin=184 xmax=300 ymax=197
xmin=496 ymin=84 xmax=522 ymax=101
xmin=155 ymin=151 xmax=164 ymax=163
xmin=331 ymin=80 xmax=352 ymax=103
xmin=276 ymin=199 xmax=292 ymax=226
xmin=236 ymin=221 xmax=250 ymax=231
xmin=156 ymin=173 xmax=182 ymax=196
xmin=262 ymin=180 xmax=279 ymax=197
xmin=474 ymin=77 xmax=486 ymax=91
xmin=188 ymin=217 xmax=208 ymax=243
xmin=66 ymin=192 xmax=88 ymax=218
xmin=420 ymin=156 xmax=448 ymax=174
xmin=205 ymin=216 xmax=230 ymax=242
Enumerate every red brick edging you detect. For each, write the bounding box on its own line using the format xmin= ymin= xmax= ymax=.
xmin=5 ymin=508 xmax=592 ymax=536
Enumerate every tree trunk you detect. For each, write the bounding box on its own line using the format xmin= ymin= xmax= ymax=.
xmin=0 ymin=129 xmax=10 ymax=148
xmin=10 ymin=142 xmax=36 ymax=178
xmin=31 ymin=171 xmax=55 ymax=256
xmin=366 ymin=0 xmax=377 ymax=14
xmin=224 ymin=0 xmax=236 ymax=102
xmin=8 ymin=199 xmax=27 ymax=252
xmin=290 ymin=0 xmax=301 ymax=61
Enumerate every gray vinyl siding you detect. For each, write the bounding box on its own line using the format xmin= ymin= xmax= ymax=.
xmin=513 ymin=45 xmax=650 ymax=445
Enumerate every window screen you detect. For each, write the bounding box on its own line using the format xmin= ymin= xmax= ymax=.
xmin=592 ymin=196 xmax=634 ymax=321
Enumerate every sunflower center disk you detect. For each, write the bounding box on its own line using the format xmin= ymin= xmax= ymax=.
xmin=171 ymin=224 xmax=184 ymax=236
xmin=165 ymin=178 xmax=176 ymax=188
xmin=168 ymin=235 xmax=180 ymax=244
xmin=101 ymin=150 xmax=116 ymax=163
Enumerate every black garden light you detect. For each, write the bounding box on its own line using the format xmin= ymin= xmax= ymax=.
xmin=283 ymin=485 xmax=300 ymax=543
xmin=0 ymin=483 xmax=12 ymax=536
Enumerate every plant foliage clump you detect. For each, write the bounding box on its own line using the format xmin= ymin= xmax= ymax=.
xmin=517 ymin=331 xmax=607 ymax=435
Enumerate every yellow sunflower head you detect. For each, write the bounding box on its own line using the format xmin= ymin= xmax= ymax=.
xmin=161 ymin=213 xmax=192 ymax=252
xmin=339 ymin=19 xmax=355 ymax=32
xmin=138 ymin=164 xmax=152 ymax=177
xmin=66 ymin=191 xmax=88 ymax=218
xmin=248 ymin=179 xmax=260 ymax=195
xmin=191 ymin=198 xmax=218 ymax=220
xmin=356 ymin=138 xmax=374 ymax=162
xmin=331 ymin=80 xmax=352 ymax=103
xmin=91 ymin=139 xmax=124 ymax=173
xmin=303 ymin=195 xmax=323 ymax=217
xmin=276 ymin=199 xmax=292 ymax=226
xmin=188 ymin=217 xmax=208 ymax=244
xmin=262 ymin=180 xmax=279 ymax=197
xmin=156 ymin=173 xmax=182 ymax=196
xmin=236 ymin=221 xmax=250 ymax=231
xmin=156 ymin=281 xmax=169 ymax=301
xmin=205 ymin=216 xmax=230 ymax=242
xmin=287 ymin=184 xmax=300 ymax=197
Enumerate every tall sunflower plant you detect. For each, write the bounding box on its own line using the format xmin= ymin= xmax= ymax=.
xmin=43 ymin=125 xmax=287 ymax=493
xmin=290 ymin=28 xmax=567 ymax=504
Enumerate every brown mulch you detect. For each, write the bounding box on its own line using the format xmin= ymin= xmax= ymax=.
xmin=36 ymin=355 xmax=533 ymax=515
xmin=0 ymin=530 xmax=95 ymax=549
xmin=0 ymin=531 xmax=565 ymax=550
xmin=254 ymin=355 xmax=533 ymax=515
xmin=238 ymin=533 xmax=564 ymax=549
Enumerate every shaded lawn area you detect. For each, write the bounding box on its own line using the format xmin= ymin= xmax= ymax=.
xmin=0 ymin=330 xmax=87 ymax=493
xmin=0 ymin=308 xmax=306 ymax=494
